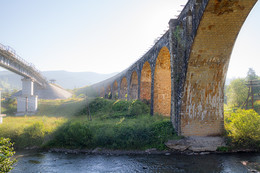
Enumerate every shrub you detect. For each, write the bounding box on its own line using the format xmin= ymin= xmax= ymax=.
xmin=51 ymin=121 xmax=93 ymax=148
xmin=112 ymin=100 xmax=130 ymax=113
xmin=0 ymin=138 xmax=16 ymax=172
xmin=18 ymin=122 xmax=46 ymax=147
xmin=225 ymin=109 xmax=260 ymax=149
xmin=128 ymin=100 xmax=149 ymax=116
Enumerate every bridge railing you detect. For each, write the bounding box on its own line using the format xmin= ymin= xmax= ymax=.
xmin=0 ymin=43 xmax=48 ymax=85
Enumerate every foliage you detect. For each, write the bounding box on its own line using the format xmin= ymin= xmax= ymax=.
xmin=128 ymin=100 xmax=149 ymax=116
xmin=2 ymin=98 xmax=17 ymax=116
xmin=0 ymin=97 xmax=176 ymax=150
xmin=216 ymin=146 xmax=230 ymax=152
xmin=112 ymin=100 xmax=130 ymax=113
xmin=47 ymin=114 xmax=176 ymax=150
xmin=0 ymin=138 xmax=16 ymax=172
xmin=226 ymin=78 xmax=248 ymax=107
xmin=225 ymin=109 xmax=260 ymax=149
xmin=246 ymin=68 xmax=258 ymax=81
xmin=0 ymin=116 xmax=66 ymax=149
xmin=49 ymin=121 xmax=93 ymax=148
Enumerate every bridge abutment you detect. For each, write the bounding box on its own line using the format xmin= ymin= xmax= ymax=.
xmin=16 ymin=78 xmax=38 ymax=115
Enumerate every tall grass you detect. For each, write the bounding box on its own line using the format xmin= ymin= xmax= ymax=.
xmin=0 ymin=116 xmax=66 ymax=149
xmin=1 ymin=97 xmax=177 ymax=150
xmin=225 ymin=109 xmax=260 ymax=150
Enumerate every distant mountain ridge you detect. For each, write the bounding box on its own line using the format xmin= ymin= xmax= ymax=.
xmin=0 ymin=70 xmax=118 ymax=90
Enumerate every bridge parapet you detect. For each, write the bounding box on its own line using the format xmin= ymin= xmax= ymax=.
xmin=0 ymin=43 xmax=48 ymax=87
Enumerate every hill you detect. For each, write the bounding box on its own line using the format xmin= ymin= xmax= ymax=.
xmin=0 ymin=70 xmax=118 ymax=90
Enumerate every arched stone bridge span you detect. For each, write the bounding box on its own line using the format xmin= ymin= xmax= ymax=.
xmin=91 ymin=0 xmax=258 ymax=136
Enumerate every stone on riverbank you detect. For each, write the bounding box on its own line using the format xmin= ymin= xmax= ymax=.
xmin=165 ymin=136 xmax=226 ymax=152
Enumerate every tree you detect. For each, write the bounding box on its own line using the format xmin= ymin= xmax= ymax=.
xmin=226 ymin=78 xmax=248 ymax=107
xmin=0 ymin=138 xmax=16 ymax=172
xmin=246 ymin=68 xmax=258 ymax=81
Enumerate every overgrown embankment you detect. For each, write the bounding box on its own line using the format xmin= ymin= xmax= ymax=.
xmin=0 ymin=98 xmax=178 ymax=150
xmin=224 ymin=109 xmax=260 ymax=151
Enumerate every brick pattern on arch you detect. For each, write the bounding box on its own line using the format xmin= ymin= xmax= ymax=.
xmin=100 ymin=87 xmax=105 ymax=98
xmin=181 ymin=0 xmax=257 ymax=136
xmin=106 ymin=85 xmax=112 ymax=98
xmin=129 ymin=71 xmax=138 ymax=100
xmin=120 ymin=77 xmax=128 ymax=99
xmin=140 ymin=61 xmax=151 ymax=101
xmin=112 ymin=81 xmax=118 ymax=99
xmin=154 ymin=47 xmax=171 ymax=116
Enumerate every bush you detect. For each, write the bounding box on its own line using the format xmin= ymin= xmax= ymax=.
xmin=0 ymin=138 xmax=16 ymax=172
xmin=128 ymin=100 xmax=149 ymax=116
xmin=17 ymin=121 xmax=46 ymax=147
xmin=50 ymin=121 xmax=93 ymax=148
xmin=225 ymin=109 xmax=260 ymax=149
xmin=112 ymin=100 xmax=130 ymax=112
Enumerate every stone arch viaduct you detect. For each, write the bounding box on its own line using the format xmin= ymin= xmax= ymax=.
xmin=91 ymin=0 xmax=258 ymax=136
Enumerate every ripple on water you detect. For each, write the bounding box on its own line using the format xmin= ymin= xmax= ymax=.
xmin=12 ymin=152 xmax=260 ymax=173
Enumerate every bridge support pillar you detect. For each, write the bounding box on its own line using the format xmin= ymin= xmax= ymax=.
xmin=16 ymin=78 xmax=38 ymax=115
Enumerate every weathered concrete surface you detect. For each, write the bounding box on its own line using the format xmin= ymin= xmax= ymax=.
xmin=165 ymin=136 xmax=226 ymax=152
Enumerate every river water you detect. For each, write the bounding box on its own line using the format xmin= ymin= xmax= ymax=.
xmin=12 ymin=151 xmax=260 ymax=173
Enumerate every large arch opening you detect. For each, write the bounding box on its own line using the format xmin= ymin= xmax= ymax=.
xmin=140 ymin=61 xmax=151 ymax=102
xmin=112 ymin=81 xmax=119 ymax=99
xmin=129 ymin=71 xmax=138 ymax=100
xmin=120 ymin=77 xmax=128 ymax=100
xmin=180 ymin=0 xmax=258 ymax=136
xmin=100 ymin=87 xmax=105 ymax=98
xmin=106 ymin=85 xmax=112 ymax=99
xmin=154 ymin=47 xmax=171 ymax=116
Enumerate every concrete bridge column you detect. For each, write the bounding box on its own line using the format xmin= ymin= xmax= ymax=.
xmin=16 ymin=78 xmax=38 ymax=115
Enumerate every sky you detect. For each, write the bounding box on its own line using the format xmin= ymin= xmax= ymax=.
xmin=0 ymin=0 xmax=259 ymax=78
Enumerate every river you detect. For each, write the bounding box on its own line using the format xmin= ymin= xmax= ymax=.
xmin=12 ymin=151 xmax=260 ymax=173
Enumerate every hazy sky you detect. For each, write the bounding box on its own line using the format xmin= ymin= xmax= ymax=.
xmin=0 ymin=0 xmax=259 ymax=78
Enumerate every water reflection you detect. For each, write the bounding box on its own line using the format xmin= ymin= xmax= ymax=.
xmin=12 ymin=151 xmax=260 ymax=173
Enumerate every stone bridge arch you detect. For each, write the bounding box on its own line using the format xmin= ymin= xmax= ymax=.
xmin=100 ymin=87 xmax=105 ymax=98
xmin=180 ymin=0 xmax=258 ymax=136
xmin=140 ymin=61 xmax=152 ymax=102
xmin=120 ymin=77 xmax=128 ymax=99
xmin=105 ymin=85 xmax=112 ymax=99
xmin=154 ymin=46 xmax=171 ymax=116
xmin=129 ymin=71 xmax=138 ymax=100
xmin=112 ymin=80 xmax=119 ymax=99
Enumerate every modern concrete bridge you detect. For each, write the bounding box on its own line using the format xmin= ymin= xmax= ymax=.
xmin=92 ymin=0 xmax=258 ymax=136
xmin=0 ymin=43 xmax=71 ymax=115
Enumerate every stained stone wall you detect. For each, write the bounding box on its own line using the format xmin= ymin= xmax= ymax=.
xmin=91 ymin=0 xmax=257 ymax=136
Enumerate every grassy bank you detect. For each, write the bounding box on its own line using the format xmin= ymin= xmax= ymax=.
xmin=0 ymin=98 xmax=178 ymax=150
xmin=224 ymin=109 xmax=260 ymax=151
xmin=0 ymin=116 xmax=66 ymax=149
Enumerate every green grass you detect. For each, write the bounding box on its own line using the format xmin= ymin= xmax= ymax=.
xmin=1 ymin=97 xmax=177 ymax=150
xmin=0 ymin=116 xmax=66 ymax=149
xmin=47 ymin=114 xmax=176 ymax=150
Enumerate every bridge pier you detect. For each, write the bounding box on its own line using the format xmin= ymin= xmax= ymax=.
xmin=16 ymin=78 xmax=38 ymax=115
